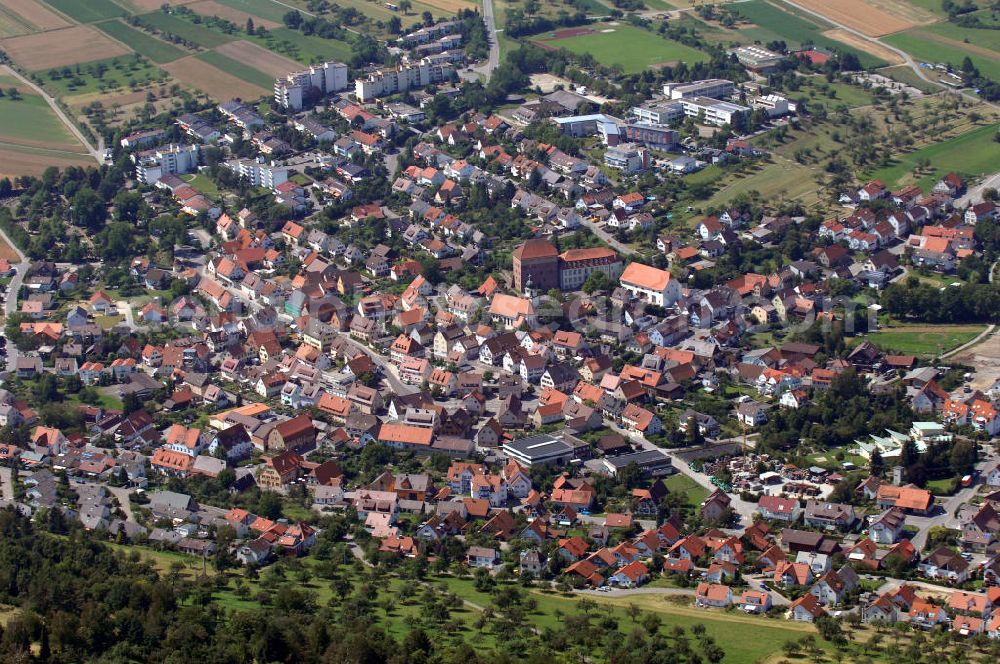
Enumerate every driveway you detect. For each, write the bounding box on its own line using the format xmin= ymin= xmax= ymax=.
xmin=107 ymin=485 xmax=138 ymax=524
xmin=0 ymin=467 xmax=13 ymax=502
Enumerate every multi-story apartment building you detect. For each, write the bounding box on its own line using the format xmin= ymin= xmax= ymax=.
xmin=133 ymin=144 xmax=199 ymax=185
xmin=355 ymin=61 xmax=455 ymax=101
xmin=274 ymin=61 xmax=349 ymax=111
xmin=225 ymin=159 xmax=289 ymax=189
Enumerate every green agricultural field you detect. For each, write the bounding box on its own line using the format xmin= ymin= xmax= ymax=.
xmin=139 ymin=10 xmax=238 ymax=48
xmin=868 ymin=123 xmax=1000 ymax=189
xmin=0 ymin=85 xmax=81 ymax=147
xmin=41 ymin=55 xmax=167 ymax=96
xmin=96 ymin=20 xmax=187 ymax=64
xmin=252 ymin=26 xmax=353 ymax=64
xmin=861 ymin=324 xmax=986 ymax=356
xmin=44 ymin=0 xmax=125 ymax=23
xmin=885 ymin=29 xmax=1000 ymax=81
xmin=214 ymin=0 xmax=293 ymax=23
xmin=534 ymin=24 xmax=707 ymax=73
xmin=730 ymin=0 xmax=887 ymax=67
xmin=196 ymin=51 xmax=273 ymax=89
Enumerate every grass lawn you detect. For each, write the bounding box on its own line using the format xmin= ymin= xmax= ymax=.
xmin=181 ymin=173 xmax=220 ymax=198
xmin=196 ymin=50 xmax=274 ymax=89
xmin=95 ymin=314 xmax=123 ymax=330
xmin=860 ymin=323 xmax=986 ymax=356
xmin=877 ymin=64 xmax=941 ymax=93
xmin=926 ymin=476 xmax=958 ymax=495
xmin=139 ymin=11 xmax=238 ymax=48
xmin=533 ymin=24 xmax=707 ymax=73
xmin=663 ymin=471 xmax=708 ymax=506
xmin=868 ymin=123 xmax=1000 ymax=189
xmin=96 ymin=20 xmax=187 ymax=64
xmin=44 ymin=0 xmax=125 ymax=23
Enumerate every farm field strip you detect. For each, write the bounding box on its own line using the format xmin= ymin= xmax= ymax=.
xmin=782 ymin=0 xmax=926 ymax=37
xmin=138 ymin=10 xmax=238 ymax=47
xmin=187 ymin=0 xmax=280 ymax=28
xmin=727 ymin=0 xmax=889 ymax=67
xmin=6 ymin=0 xmax=72 ymax=29
xmin=95 ymin=19 xmax=188 ymax=63
xmin=885 ymin=29 xmax=1000 ymax=81
xmin=0 ymin=24 xmax=130 ymax=70
xmin=163 ymin=54 xmax=268 ymax=99
xmin=41 ymin=0 xmax=125 ymax=23
xmin=213 ymin=39 xmax=300 ymax=77
xmin=196 ymin=50 xmax=275 ymax=88
xmin=212 ymin=0 xmax=291 ymax=23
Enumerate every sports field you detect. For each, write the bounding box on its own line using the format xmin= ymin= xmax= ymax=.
xmin=869 ymin=123 xmax=1000 ymax=189
xmin=532 ymin=23 xmax=707 ymax=73
xmin=862 ymin=324 xmax=987 ymax=356
xmin=96 ymin=20 xmax=188 ymax=64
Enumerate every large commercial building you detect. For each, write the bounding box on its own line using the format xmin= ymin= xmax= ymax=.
xmin=355 ymin=61 xmax=455 ymax=101
xmin=729 ymin=45 xmax=785 ymax=73
xmin=512 ymin=240 xmax=623 ymax=293
xmin=133 ymin=144 xmax=199 ymax=185
xmin=502 ymin=433 xmax=589 ymax=467
xmin=274 ymin=61 xmax=349 ymax=111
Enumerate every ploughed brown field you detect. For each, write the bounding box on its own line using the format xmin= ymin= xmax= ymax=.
xmin=0 ymin=24 xmax=130 ymax=70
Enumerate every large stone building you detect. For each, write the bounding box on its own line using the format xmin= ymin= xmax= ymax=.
xmin=512 ymin=239 xmax=559 ymax=293
xmin=512 ymin=240 xmax=622 ymax=293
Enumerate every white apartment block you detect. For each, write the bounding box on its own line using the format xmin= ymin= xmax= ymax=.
xmin=355 ymin=61 xmax=455 ymax=102
xmin=663 ymin=79 xmax=735 ymax=101
xmin=604 ymin=143 xmax=648 ymax=174
xmin=133 ymin=144 xmax=199 ymax=185
xmin=274 ymin=61 xmax=349 ymax=111
xmin=678 ymin=97 xmax=750 ymax=126
xmin=226 ymin=160 xmax=289 ymax=189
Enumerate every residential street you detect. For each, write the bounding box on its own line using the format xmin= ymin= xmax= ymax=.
xmin=1 ymin=224 xmax=31 ymax=373
xmin=909 ymin=449 xmax=997 ymax=549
